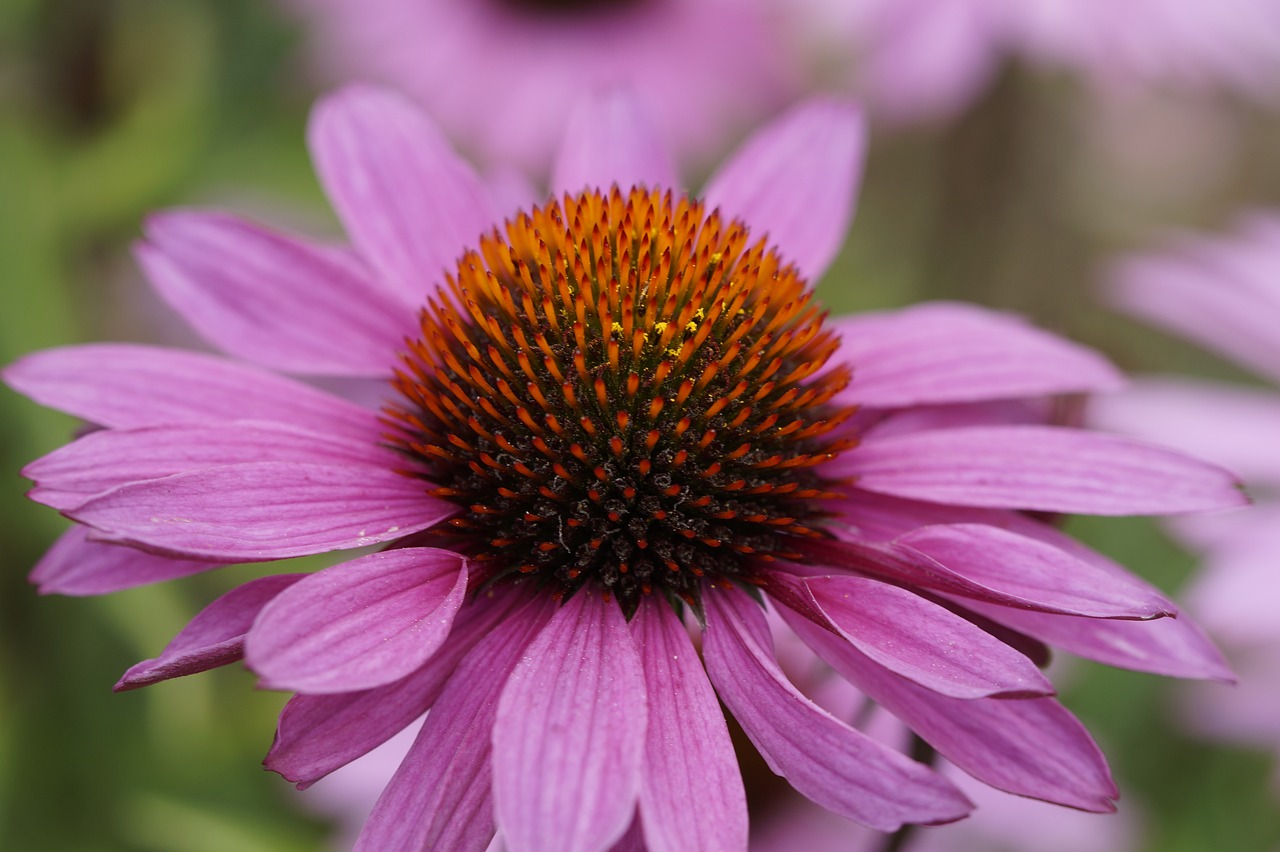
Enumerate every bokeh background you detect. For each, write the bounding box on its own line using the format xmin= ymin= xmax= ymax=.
xmin=2 ymin=2 xmax=1280 ymax=849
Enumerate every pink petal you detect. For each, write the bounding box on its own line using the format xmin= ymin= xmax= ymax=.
xmin=702 ymin=98 xmax=866 ymax=281
xmin=356 ymin=596 xmax=556 ymax=852
xmin=25 ymin=421 xmax=404 ymax=512
xmin=857 ymin=398 xmax=1055 ymax=440
xmin=631 ymin=597 xmax=747 ymax=852
xmin=828 ymin=490 xmax=1234 ymax=679
xmin=246 ymin=548 xmax=467 ymax=693
xmin=68 ymin=461 xmax=452 ymax=561
xmin=855 ymin=0 xmax=998 ymax=125
xmin=802 ymin=574 xmax=1053 ymax=698
xmin=1185 ymin=521 xmax=1280 ymax=641
xmin=840 ymin=425 xmax=1247 ymax=515
xmin=783 ymin=608 xmax=1119 ymax=813
xmin=829 ymin=487 xmax=1036 ymax=541
xmin=1183 ymin=653 xmax=1280 ymax=744
xmin=1089 ymin=378 xmax=1280 ymax=484
xmin=849 ymin=400 xmax=1050 ymax=447
xmin=990 ymin=560 xmax=1230 ymax=679
xmin=607 ymin=814 xmax=646 ymax=852
xmin=267 ymin=587 xmax=526 ymax=787
xmin=308 ymin=84 xmax=496 ymax=300
xmin=961 ymin=598 xmax=1234 ymax=682
xmin=830 ymin=303 xmax=1123 ymax=408
xmin=702 ymin=586 xmax=971 ymax=831
xmin=31 ymin=525 xmax=214 ymax=596
xmin=894 ymin=524 xmax=1175 ymax=619
xmin=485 ymin=164 xmax=541 ymax=217
xmin=115 ymin=573 xmax=304 ymax=691
xmin=551 ymin=91 xmax=678 ymax=196
xmin=2 ymin=344 xmax=381 ymax=440
xmin=1109 ymin=240 xmax=1280 ymax=384
xmin=800 ymin=534 xmax=1163 ymax=619
xmin=1167 ymin=502 xmax=1279 ymax=554
xmin=138 ymin=211 xmax=415 ymax=376
xmin=494 ymin=592 xmax=648 ymax=852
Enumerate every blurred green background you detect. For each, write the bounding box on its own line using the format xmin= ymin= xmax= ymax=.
xmin=2 ymin=2 xmax=1279 ymax=850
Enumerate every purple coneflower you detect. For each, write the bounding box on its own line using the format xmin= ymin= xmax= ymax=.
xmin=6 ymin=87 xmax=1246 ymax=850
xmin=1093 ymin=213 xmax=1280 ymax=760
xmin=282 ymin=0 xmax=794 ymax=175
xmin=793 ymin=0 xmax=1280 ymax=125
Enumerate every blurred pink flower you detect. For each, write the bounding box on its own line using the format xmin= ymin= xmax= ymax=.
xmin=282 ymin=0 xmax=796 ymax=175
xmin=793 ymin=0 xmax=1280 ymax=124
xmin=1092 ymin=212 xmax=1280 ymax=754
xmin=6 ymin=87 xmax=1246 ymax=850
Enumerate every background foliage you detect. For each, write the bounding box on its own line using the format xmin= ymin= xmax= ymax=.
xmin=2 ymin=2 xmax=1278 ymax=849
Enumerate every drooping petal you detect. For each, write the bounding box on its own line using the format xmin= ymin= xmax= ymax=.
xmin=850 ymin=401 xmax=1053 ymax=447
xmin=551 ymin=91 xmax=678 ymax=197
xmin=267 ymin=587 xmax=525 ymax=787
xmin=115 ymin=573 xmax=304 ymax=691
xmin=2 ymin=344 xmax=381 ymax=440
xmin=631 ymin=597 xmax=747 ymax=852
xmin=783 ymin=608 xmax=1118 ymax=813
xmin=702 ymin=98 xmax=866 ymax=281
xmin=246 ymin=548 xmax=467 ymax=693
xmin=829 ymin=488 xmax=1034 ymax=542
xmin=69 ymin=461 xmax=453 ymax=561
xmin=494 ymin=592 xmax=648 ymax=852
xmin=961 ymin=597 xmax=1235 ymax=682
xmin=830 ymin=303 xmax=1123 ymax=408
xmin=355 ymin=596 xmax=556 ymax=852
xmin=30 ymin=525 xmax=214 ymax=596
xmin=702 ymin=586 xmax=971 ymax=831
xmin=308 ymin=84 xmax=496 ymax=300
xmin=761 ymin=565 xmax=1053 ymax=670
xmin=839 ymin=425 xmax=1247 ymax=515
xmin=137 ymin=211 xmax=415 ymax=375
xmin=827 ymin=489 xmax=1233 ymax=678
xmin=607 ymin=814 xmax=647 ymax=852
xmin=800 ymin=533 xmax=1167 ymax=619
xmin=893 ymin=524 xmax=1175 ymax=619
xmin=25 ymin=421 xmax=405 ymax=511
xmin=802 ymin=574 xmax=1054 ymax=698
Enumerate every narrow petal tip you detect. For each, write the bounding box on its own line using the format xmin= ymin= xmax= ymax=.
xmin=551 ymin=89 xmax=678 ymax=197
xmin=702 ymin=95 xmax=868 ymax=281
xmin=113 ymin=661 xmax=169 ymax=693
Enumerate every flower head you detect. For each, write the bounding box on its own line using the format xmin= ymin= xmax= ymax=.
xmin=388 ymin=185 xmax=855 ymax=609
xmin=283 ymin=0 xmax=795 ymax=174
xmin=1093 ymin=213 xmax=1280 ymax=754
xmin=5 ymin=87 xmax=1247 ymax=850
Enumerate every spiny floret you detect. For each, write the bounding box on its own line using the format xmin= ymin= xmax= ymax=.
xmin=386 ymin=186 xmax=856 ymax=608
